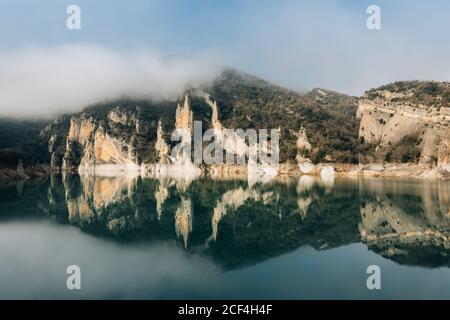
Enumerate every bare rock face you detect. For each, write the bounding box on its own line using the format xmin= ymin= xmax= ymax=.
xmin=38 ymin=75 xmax=449 ymax=177
xmin=296 ymin=127 xmax=312 ymax=151
xmin=61 ymin=115 xmax=140 ymax=175
xmin=78 ymin=126 xmax=140 ymax=174
xmin=203 ymin=93 xmax=247 ymax=158
xmin=357 ymin=82 xmax=450 ymax=168
xmin=438 ymin=128 xmax=450 ymax=171
xmin=147 ymin=98 xmax=202 ymax=178
xmin=154 ymin=120 xmax=171 ymax=164
xmin=36 ymin=70 xmax=361 ymax=176
xmin=171 ymin=95 xmax=194 ymax=166
xmin=298 ymin=158 xmax=315 ymax=174
xmin=175 ymin=95 xmax=194 ymax=133
xmin=320 ymin=165 xmax=335 ymax=178
xmin=296 ymin=128 xmax=316 ymax=174
xmin=62 ymin=116 xmax=94 ymax=170
xmin=45 ymin=98 xmax=181 ymax=175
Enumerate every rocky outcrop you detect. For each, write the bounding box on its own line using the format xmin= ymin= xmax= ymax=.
xmin=78 ymin=126 xmax=140 ymax=174
xmin=154 ymin=120 xmax=170 ymax=164
xmin=296 ymin=127 xmax=312 ymax=151
xmin=203 ymin=93 xmax=248 ymax=160
xmin=54 ymin=114 xmax=139 ymax=174
xmin=50 ymin=105 xmax=154 ymax=175
xmin=295 ymin=128 xmax=317 ymax=174
xmin=438 ymin=128 xmax=450 ymax=170
xmin=357 ymin=83 xmax=450 ymax=171
xmin=34 ymin=74 xmax=449 ymax=179
xmin=172 ymin=95 xmax=194 ymax=165
xmin=145 ymin=95 xmax=202 ymax=179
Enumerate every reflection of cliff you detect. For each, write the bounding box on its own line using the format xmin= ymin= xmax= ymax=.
xmin=42 ymin=174 xmax=161 ymax=236
xmin=175 ymin=197 xmax=192 ymax=248
xmin=210 ymin=187 xmax=261 ymax=241
xmin=359 ymin=179 xmax=450 ymax=267
xmin=65 ymin=174 xmax=138 ymax=226
xmin=205 ymin=179 xmax=362 ymax=269
xmin=41 ymin=173 xmax=362 ymax=267
xmin=3 ymin=174 xmax=450 ymax=270
xmin=155 ymin=178 xmax=173 ymax=220
xmin=42 ymin=174 xmax=199 ymax=243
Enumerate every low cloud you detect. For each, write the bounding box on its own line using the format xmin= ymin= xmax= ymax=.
xmin=0 ymin=45 xmax=221 ymax=118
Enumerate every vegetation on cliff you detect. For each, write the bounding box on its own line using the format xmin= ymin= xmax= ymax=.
xmin=0 ymin=118 xmax=49 ymax=167
xmin=204 ymin=69 xmax=362 ymax=163
xmin=0 ymin=70 xmax=449 ymax=171
xmin=366 ymin=81 xmax=450 ymax=109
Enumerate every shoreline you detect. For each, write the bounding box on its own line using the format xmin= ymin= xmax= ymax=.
xmin=334 ymin=163 xmax=450 ymax=180
xmin=202 ymin=162 xmax=450 ymax=180
xmin=1 ymin=162 xmax=449 ymax=182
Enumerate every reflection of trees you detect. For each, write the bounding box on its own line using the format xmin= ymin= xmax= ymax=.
xmin=358 ymin=179 xmax=450 ymax=267
xmin=1 ymin=175 xmax=450 ymax=269
xmin=207 ymin=181 xmax=361 ymax=269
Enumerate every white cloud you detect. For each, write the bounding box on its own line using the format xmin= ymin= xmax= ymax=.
xmin=1 ymin=1 xmax=449 ymax=119
xmin=0 ymin=44 xmax=221 ymax=118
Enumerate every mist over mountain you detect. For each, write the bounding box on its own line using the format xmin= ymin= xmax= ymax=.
xmin=0 ymin=68 xmax=449 ymax=180
xmin=0 ymin=45 xmax=221 ymax=118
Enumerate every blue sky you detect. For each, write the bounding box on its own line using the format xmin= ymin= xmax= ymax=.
xmin=0 ymin=0 xmax=449 ymax=113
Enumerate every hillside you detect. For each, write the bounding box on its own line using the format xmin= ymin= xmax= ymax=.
xmin=203 ymin=69 xmax=361 ymax=163
xmin=0 ymin=70 xmax=449 ymax=178
xmin=358 ymin=81 xmax=450 ymax=166
xmin=37 ymin=68 xmax=363 ymax=175
xmin=0 ymin=118 xmax=49 ymax=167
xmin=365 ymin=81 xmax=450 ymax=109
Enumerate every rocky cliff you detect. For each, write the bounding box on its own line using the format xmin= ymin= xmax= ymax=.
xmin=1 ymin=70 xmax=450 ymax=178
xmin=39 ymin=69 xmax=362 ymax=176
xmin=357 ymin=81 xmax=450 ymax=171
xmin=42 ymin=98 xmax=178 ymax=174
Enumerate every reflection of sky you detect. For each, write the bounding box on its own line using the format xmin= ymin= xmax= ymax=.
xmin=2 ymin=221 xmax=450 ymax=299
xmin=0 ymin=221 xmax=221 ymax=299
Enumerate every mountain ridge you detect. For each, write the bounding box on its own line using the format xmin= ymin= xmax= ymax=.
xmin=0 ymin=68 xmax=449 ymax=179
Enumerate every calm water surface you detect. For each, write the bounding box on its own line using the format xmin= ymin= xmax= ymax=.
xmin=0 ymin=174 xmax=449 ymax=299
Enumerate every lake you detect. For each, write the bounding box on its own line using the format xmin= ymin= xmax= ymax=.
xmin=0 ymin=174 xmax=449 ymax=299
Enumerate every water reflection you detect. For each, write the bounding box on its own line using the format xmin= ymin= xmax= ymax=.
xmin=0 ymin=174 xmax=450 ymax=270
xmin=358 ymin=178 xmax=450 ymax=267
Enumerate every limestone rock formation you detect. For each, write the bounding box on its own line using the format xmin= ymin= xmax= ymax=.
xmin=357 ymin=82 xmax=450 ymax=171
xmin=2 ymin=71 xmax=446 ymax=178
